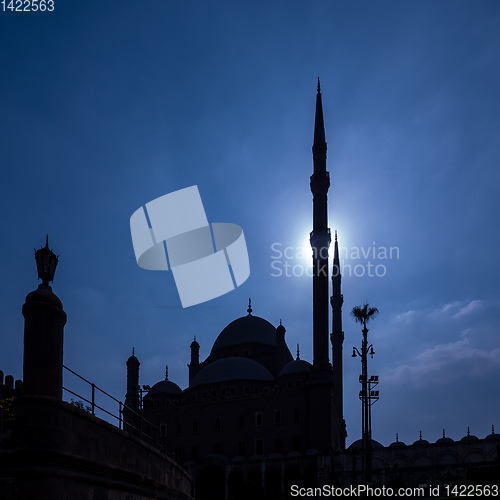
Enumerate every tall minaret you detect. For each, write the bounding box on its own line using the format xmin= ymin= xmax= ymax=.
xmin=331 ymin=231 xmax=346 ymax=444
xmin=310 ymin=78 xmax=331 ymax=371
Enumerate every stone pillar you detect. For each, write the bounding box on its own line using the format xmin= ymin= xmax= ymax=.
xmin=22 ymin=283 xmax=67 ymax=399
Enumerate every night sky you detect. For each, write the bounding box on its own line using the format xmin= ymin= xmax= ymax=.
xmin=1 ymin=1 xmax=499 ymax=448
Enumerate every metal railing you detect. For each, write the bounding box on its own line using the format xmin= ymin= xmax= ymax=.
xmin=62 ymin=365 xmax=175 ymax=458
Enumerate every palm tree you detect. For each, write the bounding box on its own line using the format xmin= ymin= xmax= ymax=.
xmin=351 ymin=302 xmax=378 ymax=484
xmin=351 ymin=303 xmax=378 ymax=331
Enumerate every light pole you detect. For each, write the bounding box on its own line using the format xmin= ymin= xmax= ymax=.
xmin=351 ymin=304 xmax=379 ymax=484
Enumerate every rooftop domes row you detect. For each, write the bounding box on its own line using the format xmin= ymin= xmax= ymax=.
xmin=387 ymin=426 xmax=499 ymax=447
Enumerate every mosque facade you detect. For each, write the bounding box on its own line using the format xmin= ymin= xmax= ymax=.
xmin=1 ymin=86 xmax=498 ymax=500
xmin=121 ymin=85 xmax=499 ymax=499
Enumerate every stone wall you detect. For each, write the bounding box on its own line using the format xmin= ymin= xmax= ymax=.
xmin=0 ymin=395 xmax=193 ymax=500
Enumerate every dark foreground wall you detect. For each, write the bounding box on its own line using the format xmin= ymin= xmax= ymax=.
xmin=0 ymin=396 xmax=193 ymax=500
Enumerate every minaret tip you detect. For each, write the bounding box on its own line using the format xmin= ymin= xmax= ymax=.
xmin=132 ymin=347 xmax=135 ymax=356
xmin=335 ymin=230 xmax=337 ymax=242
xmin=317 ymin=77 xmax=321 ymax=93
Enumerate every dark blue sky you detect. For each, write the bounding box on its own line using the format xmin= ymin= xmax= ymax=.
xmin=1 ymin=0 xmax=499 ymax=447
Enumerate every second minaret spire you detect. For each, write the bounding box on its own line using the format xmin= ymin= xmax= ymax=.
xmin=310 ymin=79 xmax=331 ymax=370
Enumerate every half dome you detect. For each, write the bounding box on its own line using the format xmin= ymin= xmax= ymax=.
xmin=191 ymin=357 xmax=274 ymax=388
xmin=278 ymin=359 xmax=312 ymax=377
xmin=148 ymin=380 xmax=183 ymax=395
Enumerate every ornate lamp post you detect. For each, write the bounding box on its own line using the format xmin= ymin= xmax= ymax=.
xmin=35 ymin=235 xmax=59 ymax=285
xmin=351 ymin=303 xmax=379 ymax=484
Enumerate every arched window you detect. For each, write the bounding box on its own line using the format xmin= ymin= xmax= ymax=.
xmin=160 ymin=423 xmax=167 ymax=437
xmin=255 ymin=411 xmax=263 ymax=426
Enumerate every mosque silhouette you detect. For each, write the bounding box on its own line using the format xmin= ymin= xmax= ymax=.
xmin=122 ymin=83 xmax=500 ymax=498
xmin=0 ymin=84 xmax=498 ymax=500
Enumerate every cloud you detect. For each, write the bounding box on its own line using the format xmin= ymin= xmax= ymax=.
xmin=384 ymin=335 xmax=500 ymax=387
xmin=453 ymin=300 xmax=483 ymax=318
xmin=394 ymin=310 xmax=416 ymax=324
xmin=393 ymin=300 xmax=484 ymax=324
xmin=430 ymin=300 xmax=484 ymax=320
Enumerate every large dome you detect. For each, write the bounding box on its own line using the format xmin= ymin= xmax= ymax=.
xmin=191 ymin=357 xmax=274 ymax=388
xmin=211 ymin=314 xmax=277 ymax=352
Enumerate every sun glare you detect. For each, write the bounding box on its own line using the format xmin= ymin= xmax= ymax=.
xmin=296 ymin=225 xmax=351 ymax=266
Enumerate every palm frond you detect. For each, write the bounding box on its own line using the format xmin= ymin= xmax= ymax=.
xmin=351 ymin=303 xmax=379 ymax=325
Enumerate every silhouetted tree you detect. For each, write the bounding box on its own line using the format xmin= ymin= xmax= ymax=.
xmin=351 ymin=303 xmax=378 ymax=330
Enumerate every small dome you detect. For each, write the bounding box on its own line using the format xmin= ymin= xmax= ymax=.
xmin=389 ymin=434 xmax=406 ymax=448
xmin=461 ymin=434 xmax=479 ymax=442
xmin=436 ymin=429 xmax=453 ymax=444
xmin=412 ymin=432 xmax=429 ymax=446
xmin=148 ymin=380 xmax=182 ymax=395
xmin=348 ymin=439 xmax=384 ymax=450
xmin=278 ymin=359 xmax=312 ymax=377
xmin=436 ymin=437 xmax=454 ymax=444
xmin=461 ymin=427 xmax=479 ymax=442
xmin=389 ymin=440 xmax=406 ymax=448
xmin=191 ymin=357 xmax=274 ymax=388
xmin=485 ymin=425 xmax=500 ymax=441
xmin=211 ymin=315 xmax=276 ymax=352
